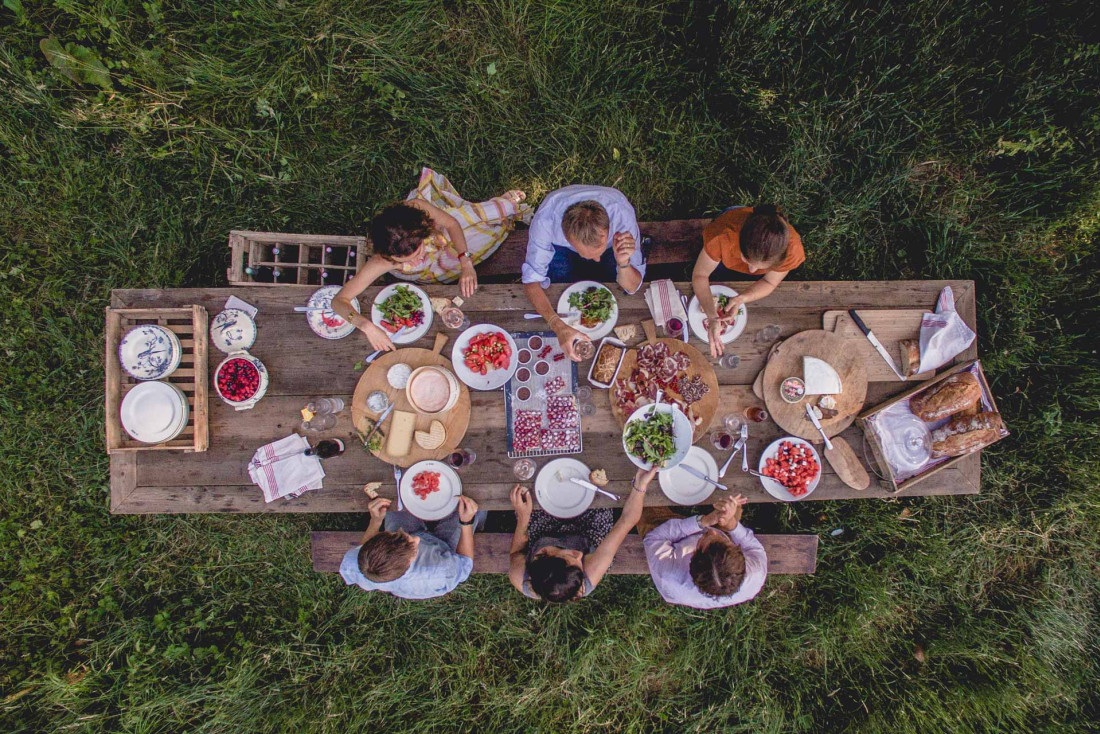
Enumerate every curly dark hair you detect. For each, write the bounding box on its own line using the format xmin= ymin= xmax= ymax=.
xmin=689 ymin=539 xmax=746 ymax=598
xmin=370 ymin=203 xmax=435 ymax=259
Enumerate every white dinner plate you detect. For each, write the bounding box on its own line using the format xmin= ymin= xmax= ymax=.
xmin=399 ymin=460 xmax=462 ymax=521
xmin=688 ymin=285 xmax=748 ymax=344
xmin=622 ymin=403 xmax=694 ymax=471
xmin=306 ymin=285 xmax=360 ymax=340
xmin=371 ymin=283 xmax=433 ymax=345
xmin=210 ymin=309 xmax=257 ymax=353
xmin=659 ymin=446 xmax=718 ymax=505
xmin=757 ymin=436 xmax=823 ymax=502
xmin=535 ymin=458 xmax=593 ymax=519
xmin=120 ymin=381 xmax=189 ymax=444
xmin=451 ymin=324 xmax=519 ymax=391
xmin=557 ymin=281 xmax=618 ymax=341
xmin=118 ymin=325 xmax=182 ymax=380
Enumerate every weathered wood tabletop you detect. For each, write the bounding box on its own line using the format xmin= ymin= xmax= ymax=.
xmin=109 ymin=280 xmax=979 ymax=514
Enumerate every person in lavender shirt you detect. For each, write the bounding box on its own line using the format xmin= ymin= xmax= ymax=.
xmin=639 ymin=494 xmax=767 ymax=609
xmin=340 ymin=495 xmax=485 ymax=600
xmin=521 ymin=185 xmax=646 ymax=361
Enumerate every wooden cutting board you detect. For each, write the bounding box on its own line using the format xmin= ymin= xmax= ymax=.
xmin=824 ymin=437 xmax=870 ymax=490
xmin=609 ymin=338 xmax=719 ymax=442
xmin=762 ymin=330 xmax=868 ymax=441
xmin=823 ymin=310 xmax=934 ymax=382
xmin=753 ymin=339 xmax=784 ymax=400
xmin=351 ymin=333 xmax=470 ymax=467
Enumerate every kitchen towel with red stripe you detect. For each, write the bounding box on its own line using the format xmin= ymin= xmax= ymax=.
xmin=247 ymin=434 xmax=325 ymax=503
xmin=644 ymin=279 xmax=688 ymax=334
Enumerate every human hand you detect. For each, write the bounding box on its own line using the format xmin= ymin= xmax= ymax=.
xmin=707 ymin=318 xmax=726 ymax=358
xmin=510 ymin=484 xmax=532 ymax=525
xmin=363 ymin=322 xmax=396 ymax=352
xmin=612 ymin=231 xmax=636 ymax=268
xmin=554 ymin=323 xmax=588 ymax=361
xmin=457 ymin=495 xmax=479 ymax=523
xmin=459 ymin=258 xmax=478 ymax=299
xmin=708 ymin=493 xmax=747 ymax=531
xmin=633 ymin=466 xmax=659 ymax=492
xmin=367 ymin=497 xmax=391 ymax=524
xmin=719 ymin=296 xmax=744 ymax=321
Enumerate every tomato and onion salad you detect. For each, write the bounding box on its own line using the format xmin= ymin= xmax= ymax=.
xmin=762 ymin=440 xmax=820 ymax=497
xmin=462 ymin=331 xmax=513 ymax=375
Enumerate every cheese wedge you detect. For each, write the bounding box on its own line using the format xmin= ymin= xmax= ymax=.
xmin=385 ymin=410 xmax=416 ymax=457
xmin=803 ymin=357 xmax=843 ymax=395
xmin=613 ymin=324 xmax=638 ymax=342
xmin=414 ymin=420 xmax=447 ymax=450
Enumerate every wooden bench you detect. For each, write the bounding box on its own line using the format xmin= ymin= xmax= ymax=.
xmin=310 ymin=531 xmax=819 ymax=575
xmin=226 ymin=220 xmax=709 ymax=285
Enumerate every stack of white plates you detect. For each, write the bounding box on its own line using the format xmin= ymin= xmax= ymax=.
xmin=119 ymin=325 xmax=182 ymax=380
xmin=120 ymin=381 xmax=189 ymax=443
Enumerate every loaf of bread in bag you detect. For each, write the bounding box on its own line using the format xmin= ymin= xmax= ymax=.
xmin=910 ymin=372 xmax=981 ymax=422
xmin=931 ymin=412 xmax=1003 ymax=457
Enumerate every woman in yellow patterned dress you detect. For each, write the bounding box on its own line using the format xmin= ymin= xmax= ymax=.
xmin=333 ymin=168 xmax=529 ymax=352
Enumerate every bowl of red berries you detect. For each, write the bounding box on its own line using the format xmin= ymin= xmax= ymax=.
xmin=214 ymin=351 xmax=269 ymax=409
xmin=758 ymin=437 xmax=822 ymax=501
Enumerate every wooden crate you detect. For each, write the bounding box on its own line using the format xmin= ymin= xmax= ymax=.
xmin=226 ymin=231 xmax=369 ymax=286
xmin=105 ymin=306 xmax=209 ymax=454
xmin=857 ymin=360 xmax=1004 ymax=493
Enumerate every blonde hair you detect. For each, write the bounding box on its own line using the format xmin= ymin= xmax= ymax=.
xmin=561 ymin=201 xmax=610 ymax=248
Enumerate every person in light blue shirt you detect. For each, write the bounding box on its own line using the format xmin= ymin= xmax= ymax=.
xmin=521 ymin=185 xmax=646 ymax=360
xmin=340 ymin=496 xmax=485 ymax=600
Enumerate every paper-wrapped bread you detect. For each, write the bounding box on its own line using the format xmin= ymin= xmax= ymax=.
xmin=931 ymin=412 xmax=1004 ymax=457
xmin=910 ymin=372 xmax=981 ymax=422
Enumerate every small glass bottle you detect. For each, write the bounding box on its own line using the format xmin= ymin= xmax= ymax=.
xmin=744 ymin=406 xmax=769 ymax=423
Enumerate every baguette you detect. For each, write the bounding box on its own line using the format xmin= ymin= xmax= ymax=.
xmin=931 ymin=412 xmax=1004 ymax=457
xmin=952 ymin=398 xmax=981 ymax=419
xmin=900 ymin=339 xmax=921 ymax=377
xmin=910 ymin=372 xmax=981 ymax=422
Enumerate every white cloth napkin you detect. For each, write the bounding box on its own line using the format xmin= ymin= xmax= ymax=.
xmin=247 ymin=434 xmax=325 ymax=503
xmin=225 ymin=296 xmax=258 ymax=318
xmin=644 ymin=280 xmax=688 ymax=330
xmin=919 ymin=286 xmax=976 ymax=373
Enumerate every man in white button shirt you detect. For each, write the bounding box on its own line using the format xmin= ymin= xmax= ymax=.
xmin=639 ymin=494 xmax=768 ymax=609
xmin=521 ymin=185 xmax=646 ymax=360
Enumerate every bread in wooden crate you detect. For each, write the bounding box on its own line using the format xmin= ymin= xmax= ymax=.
xmin=909 ymin=372 xmax=981 ymax=422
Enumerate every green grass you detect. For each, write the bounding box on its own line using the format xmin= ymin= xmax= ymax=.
xmin=2 ymin=0 xmax=1100 ymax=731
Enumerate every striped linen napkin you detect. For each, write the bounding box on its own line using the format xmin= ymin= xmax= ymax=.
xmin=247 ymin=434 xmax=325 ymax=503
xmin=644 ymin=279 xmax=688 ymax=332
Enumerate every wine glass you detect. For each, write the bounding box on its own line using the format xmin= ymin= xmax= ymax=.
xmin=513 ymin=458 xmax=536 ymax=480
xmin=718 ymin=354 xmax=741 ymax=369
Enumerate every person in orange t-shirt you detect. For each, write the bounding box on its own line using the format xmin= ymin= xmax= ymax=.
xmin=691 ymin=205 xmax=804 ymax=357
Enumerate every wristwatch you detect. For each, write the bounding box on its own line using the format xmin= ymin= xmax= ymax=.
xmin=457 ymin=251 xmax=471 ymax=261
xmin=459 ymin=518 xmax=475 ymax=526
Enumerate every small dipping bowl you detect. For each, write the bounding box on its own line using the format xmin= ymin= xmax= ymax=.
xmin=517 ymin=349 xmax=532 ymax=364
xmin=780 ymin=376 xmax=806 ymax=403
xmin=516 ymin=386 xmax=532 ymax=401
xmin=528 ymin=336 xmax=543 ymax=351
xmin=534 ymin=361 xmax=550 ymax=376
xmin=515 ymin=367 xmax=531 ymax=383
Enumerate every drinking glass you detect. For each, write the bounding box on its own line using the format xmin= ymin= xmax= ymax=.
xmin=722 ymin=413 xmax=745 ymax=433
xmin=301 ymin=413 xmax=336 ymax=431
xmin=447 ymin=448 xmax=477 ymax=469
xmin=573 ymin=338 xmax=595 ymax=361
xmin=663 ymin=317 xmax=685 ymax=339
xmin=442 ymin=306 xmax=468 ymax=330
xmin=513 ymin=458 xmax=536 ymax=481
xmin=580 ymin=402 xmax=597 ymax=417
xmin=744 ymin=406 xmax=769 ymax=423
xmin=711 ymin=429 xmax=734 ymax=451
xmin=754 ymin=324 xmax=782 ymax=344
xmin=718 ymin=354 xmax=741 ymax=369
xmin=575 ymin=386 xmax=593 ymax=403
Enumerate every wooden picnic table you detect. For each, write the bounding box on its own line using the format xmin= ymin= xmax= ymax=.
xmin=109 ymin=280 xmax=979 ymax=515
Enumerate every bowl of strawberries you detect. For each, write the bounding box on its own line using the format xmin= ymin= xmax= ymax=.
xmin=758 ymin=437 xmax=822 ymax=501
xmin=214 ymin=351 xmax=269 ymax=410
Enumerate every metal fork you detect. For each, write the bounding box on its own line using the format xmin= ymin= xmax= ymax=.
xmin=740 ymin=422 xmax=749 ymax=473
xmin=392 ymin=464 xmax=403 ymax=511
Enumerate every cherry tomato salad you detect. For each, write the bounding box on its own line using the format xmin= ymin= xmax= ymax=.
xmin=462 ymin=331 xmax=513 ymax=375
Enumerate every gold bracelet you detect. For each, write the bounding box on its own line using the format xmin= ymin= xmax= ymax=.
xmin=548 ymin=315 xmax=562 ymax=328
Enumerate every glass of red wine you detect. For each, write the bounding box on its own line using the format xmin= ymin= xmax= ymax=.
xmin=447 ymin=448 xmax=476 ymax=469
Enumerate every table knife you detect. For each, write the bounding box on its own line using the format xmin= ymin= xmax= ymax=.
xmin=805 ymin=403 xmax=834 ymax=450
xmin=718 ymin=436 xmax=744 ymax=478
xmin=679 ymin=294 xmax=690 ymax=341
xmin=364 ymin=327 xmax=409 ymax=364
xmin=392 ymin=463 xmax=403 ymax=511
xmin=676 ymin=463 xmax=728 ymax=491
xmin=360 ymin=403 xmax=394 ymax=447
xmin=569 ymin=476 xmax=619 ymax=501
xmin=847 ymin=309 xmax=907 ymax=380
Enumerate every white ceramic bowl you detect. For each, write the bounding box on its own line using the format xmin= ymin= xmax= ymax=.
xmin=214 ymin=351 xmax=269 ymax=409
xmin=757 ymin=436 xmax=823 ymax=502
xmin=622 ymin=403 xmax=694 ymax=471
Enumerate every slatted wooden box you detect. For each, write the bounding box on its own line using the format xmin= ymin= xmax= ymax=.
xmin=105 ymin=306 xmax=209 ymax=454
xmin=227 ymin=231 xmax=369 ymax=286
xmin=857 ymin=360 xmax=1004 ymax=493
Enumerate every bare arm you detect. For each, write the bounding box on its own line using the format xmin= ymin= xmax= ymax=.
xmin=737 ymin=270 xmax=788 ymax=304
xmin=616 ymin=264 xmax=642 ymax=295
xmin=407 ymin=199 xmax=478 ymax=297
xmin=359 ymin=498 xmax=391 ymax=543
xmin=524 ymin=281 xmax=587 ymax=361
xmin=508 ymin=485 xmax=532 ymax=593
xmin=691 ymin=250 xmax=722 ymax=320
xmin=456 ymin=525 xmax=475 ymax=560
xmin=582 ymin=468 xmax=656 ymax=587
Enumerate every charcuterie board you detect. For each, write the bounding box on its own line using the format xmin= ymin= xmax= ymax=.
xmin=762 ymin=329 xmax=868 ymax=442
xmin=351 ymin=333 xmax=471 ymax=467
xmin=609 ymin=337 xmax=719 ymax=442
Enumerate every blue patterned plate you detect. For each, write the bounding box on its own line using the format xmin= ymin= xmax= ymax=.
xmin=306 ymin=285 xmax=360 ymax=340
xmin=211 ymin=309 xmax=257 ymax=353
xmin=118 ymin=325 xmax=182 ymax=380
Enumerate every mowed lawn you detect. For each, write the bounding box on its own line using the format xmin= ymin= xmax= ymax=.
xmin=2 ymin=1 xmax=1099 ymax=731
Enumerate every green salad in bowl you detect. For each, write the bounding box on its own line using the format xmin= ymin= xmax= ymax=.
xmin=622 ymin=405 xmax=693 ymax=470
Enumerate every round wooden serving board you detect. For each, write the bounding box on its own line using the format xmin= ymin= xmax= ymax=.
xmin=762 ymin=329 xmax=868 ymax=442
xmin=351 ymin=336 xmax=471 ymax=468
xmin=609 ymin=337 xmax=719 ymax=442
